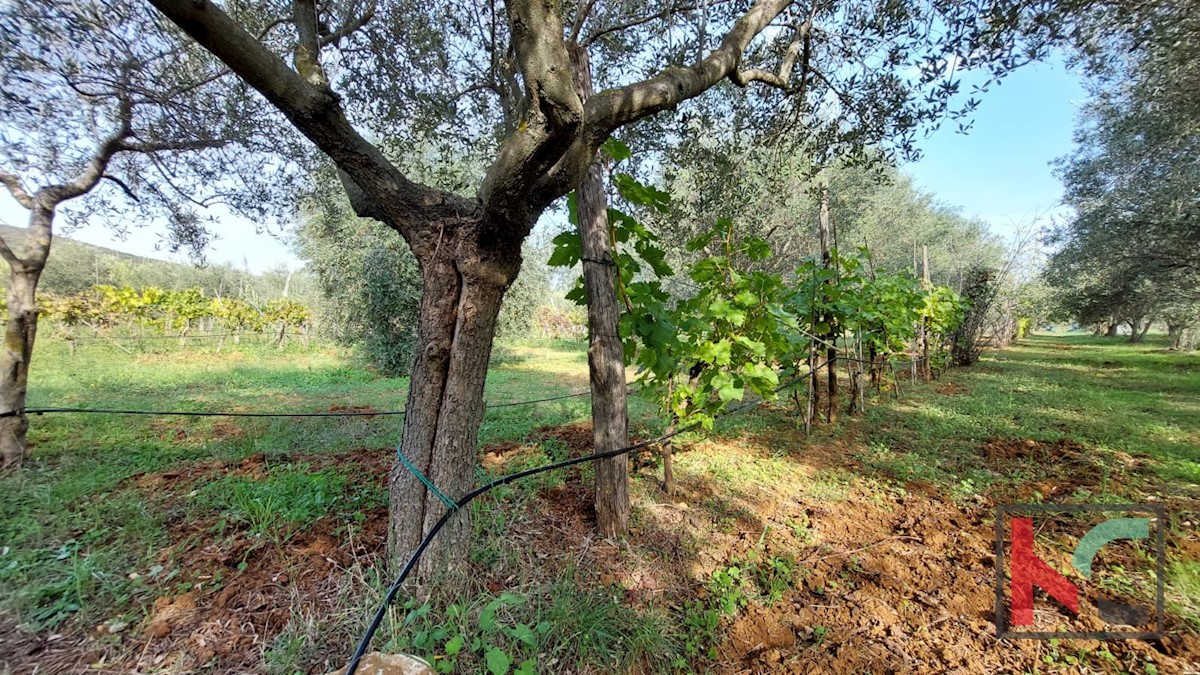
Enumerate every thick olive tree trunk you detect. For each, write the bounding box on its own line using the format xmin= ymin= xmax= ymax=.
xmin=570 ymin=45 xmax=630 ymax=537
xmin=388 ymin=222 xmax=523 ymax=580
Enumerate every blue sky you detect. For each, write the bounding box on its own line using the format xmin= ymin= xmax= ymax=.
xmin=903 ymin=57 xmax=1087 ymax=237
xmin=0 ymin=55 xmax=1087 ymax=272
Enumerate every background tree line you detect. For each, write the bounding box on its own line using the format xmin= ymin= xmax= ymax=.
xmin=1046 ymin=0 xmax=1199 ymax=348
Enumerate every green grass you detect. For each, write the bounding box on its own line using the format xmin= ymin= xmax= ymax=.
xmin=194 ymin=465 xmax=384 ymax=541
xmin=0 ymin=337 xmax=607 ymax=631
xmin=851 ymin=333 xmax=1200 ymax=491
xmin=1 ymin=331 xmax=1197 ymax=672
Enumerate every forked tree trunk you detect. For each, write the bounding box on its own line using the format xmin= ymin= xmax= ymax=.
xmin=1133 ymin=318 xmax=1153 ymax=343
xmin=388 ymin=222 xmax=522 ymax=581
xmin=0 ymin=265 xmax=42 ymax=469
xmin=570 ymin=45 xmax=630 ymax=537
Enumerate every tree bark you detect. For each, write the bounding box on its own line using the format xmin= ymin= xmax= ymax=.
xmin=0 ymin=267 xmax=42 ymax=469
xmin=0 ymin=207 xmax=51 ymax=470
xmin=387 ymin=220 xmax=523 ymax=581
xmin=570 ymin=45 xmax=630 ymax=537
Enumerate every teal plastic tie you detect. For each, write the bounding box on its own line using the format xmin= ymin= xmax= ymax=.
xmin=395 ymin=447 xmax=458 ymax=511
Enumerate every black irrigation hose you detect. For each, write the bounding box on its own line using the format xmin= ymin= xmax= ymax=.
xmin=342 ymin=368 xmax=817 ymax=675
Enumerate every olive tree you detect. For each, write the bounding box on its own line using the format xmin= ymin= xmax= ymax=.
xmin=0 ymin=0 xmax=272 ymax=468
xmin=147 ymin=0 xmax=1078 ymax=578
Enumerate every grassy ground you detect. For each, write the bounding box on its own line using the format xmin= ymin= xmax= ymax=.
xmin=0 ymin=332 xmax=1197 ymax=674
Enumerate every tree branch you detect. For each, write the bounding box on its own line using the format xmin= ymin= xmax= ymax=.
xmin=148 ymin=0 xmax=468 ymax=254
xmin=479 ymin=0 xmax=583 ymax=226
xmin=731 ymin=38 xmax=802 ymax=88
xmin=581 ymin=1 xmax=737 ymax=48
xmin=102 ymin=175 xmax=140 ymax=202
xmin=532 ymin=0 xmax=797 ymax=210
xmin=584 ymin=0 xmax=794 ymax=134
xmin=732 ymin=0 xmax=817 ymax=89
xmin=115 ymin=137 xmax=227 ymax=154
xmin=0 ymin=173 xmax=34 ymax=209
xmin=0 ymin=232 xmax=20 ymax=266
xmin=320 ymin=1 xmax=376 ymax=47
xmin=293 ymin=0 xmax=327 ymax=85
xmin=42 ymin=95 xmax=135 ymax=205
xmin=568 ymin=0 xmax=598 ymax=46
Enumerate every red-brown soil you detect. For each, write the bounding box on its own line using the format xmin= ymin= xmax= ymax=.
xmin=2 ymin=428 xmax=1197 ymax=674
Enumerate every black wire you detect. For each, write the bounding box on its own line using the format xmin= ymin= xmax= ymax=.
xmin=0 ymin=388 xmax=599 ymax=419
xmin=485 ymin=390 xmax=592 ymax=408
xmin=7 ymin=407 xmax=406 ymax=419
xmin=342 ymin=367 xmax=816 ymax=675
xmin=58 ymin=332 xmax=304 ymax=341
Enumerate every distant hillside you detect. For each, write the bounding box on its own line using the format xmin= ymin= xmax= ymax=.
xmin=0 ymin=224 xmax=316 ymax=304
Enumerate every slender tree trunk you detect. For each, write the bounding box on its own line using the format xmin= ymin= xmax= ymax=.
xmin=388 ymin=221 xmax=522 ymax=581
xmin=826 ymin=344 xmax=838 ymax=423
xmin=663 ymin=414 xmax=675 ymax=497
xmin=571 ymin=44 xmax=629 ymax=537
xmin=1105 ymin=321 xmax=1119 ymax=338
xmin=846 ymin=358 xmax=858 ymax=415
xmin=919 ymin=246 xmax=932 ymax=382
xmin=1 ymin=267 xmax=42 ymax=469
xmin=0 ymin=206 xmax=52 ymax=470
xmin=806 ymin=349 xmax=818 ymax=432
xmin=817 ymin=183 xmax=837 ymax=424
xmin=868 ymin=344 xmax=881 ymax=392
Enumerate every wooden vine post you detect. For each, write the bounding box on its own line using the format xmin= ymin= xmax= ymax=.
xmin=818 ymin=182 xmax=838 ymax=424
xmin=919 ymin=245 xmax=933 ymax=382
xmin=569 ymin=44 xmax=630 ymax=538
